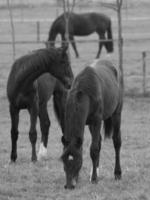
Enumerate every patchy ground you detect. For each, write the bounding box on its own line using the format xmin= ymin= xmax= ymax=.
xmin=0 ymin=96 xmax=150 ymax=200
xmin=0 ymin=2 xmax=150 ymax=200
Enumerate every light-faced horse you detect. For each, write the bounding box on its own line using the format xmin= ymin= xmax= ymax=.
xmin=7 ymin=46 xmax=73 ymax=162
xmin=47 ymin=12 xmax=113 ymax=58
xmin=61 ymin=59 xmax=123 ymax=189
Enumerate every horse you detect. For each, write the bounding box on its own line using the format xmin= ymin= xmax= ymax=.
xmin=47 ymin=12 xmax=113 ymax=58
xmin=7 ymin=46 xmax=73 ymax=163
xmin=61 ymin=59 xmax=123 ymax=189
xmin=37 ymin=77 xmax=69 ymax=161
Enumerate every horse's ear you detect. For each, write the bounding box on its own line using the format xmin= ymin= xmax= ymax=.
xmin=75 ymin=137 xmax=82 ymax=149
xmin=61 ymin=136 xmax=69 ymax=147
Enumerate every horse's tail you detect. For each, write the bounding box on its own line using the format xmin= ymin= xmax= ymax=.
xmin=103 ymin=117 xmax=113 ymax=138
xmin=106 ymin=20 xmax=114 ymax=53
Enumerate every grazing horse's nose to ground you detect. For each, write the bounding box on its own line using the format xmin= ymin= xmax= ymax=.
xmin=64 ymin=184 xmax=75 ymax=190
xmin=64 ymin=177 xmax=77 ymax=190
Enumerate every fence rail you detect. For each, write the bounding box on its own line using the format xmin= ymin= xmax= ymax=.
xmin=1 ymin=18 xmax=150 ymax=96
xmin=1 ymin=16 xmax=150 ymax=22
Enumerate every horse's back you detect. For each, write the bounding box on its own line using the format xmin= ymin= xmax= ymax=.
xmin=92 ymin=60 xmax=121 ymax=119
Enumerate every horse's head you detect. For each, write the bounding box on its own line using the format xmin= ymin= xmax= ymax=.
xmin=45 ymin=41 xmax=55 ymax=49
xmin=50 ymin=46 xmax=73 ymax=89
xmin=61 ymin=136 xmax=83 ymax=189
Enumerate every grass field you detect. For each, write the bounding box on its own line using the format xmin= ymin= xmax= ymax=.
xmin=0 ymin=2 xmax=150 ymax=200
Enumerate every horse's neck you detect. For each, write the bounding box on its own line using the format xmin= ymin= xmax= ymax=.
xmin=17 ymin=67 xmax=46 ymax=92
xmin=48 ymin=30 xmax=57 ymax=41
xmin=9 ymin=56 xmax=52 ymax=99
xmin=48 ymin=20 xmax=59 ymax=42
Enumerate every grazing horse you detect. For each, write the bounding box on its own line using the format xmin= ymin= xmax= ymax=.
xmin=47 ymin=12 xmax=113 ymax=58
xmin=61 ymin=59 xmax=123 ymax=189
xmin=7 ymin=46 xmax=73 ymax=162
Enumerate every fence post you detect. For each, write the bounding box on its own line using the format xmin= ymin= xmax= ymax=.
xmin=36 ymin=21 xmax=40 ymax=42
xmin=142 ymin=51 xmax=146 ymax=95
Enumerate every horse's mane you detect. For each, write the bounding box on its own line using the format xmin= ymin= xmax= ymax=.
xmin=7 ymin=48 xmax=62 ymax=101
xmin=72 ymin=66 xmax=100 ymax=101
xmin=49 ymin=12 xmax=75 ymax=34
xmin=49 ymin=13 xmax=67 ymax=39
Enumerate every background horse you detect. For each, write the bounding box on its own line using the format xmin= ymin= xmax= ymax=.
xmin=7 ymin=46 xmax=73 ymax=163
xmin=61 ymin=59 xmax=123 ymax=189
xmin=48 ymin=12 xmax=113 ymax=58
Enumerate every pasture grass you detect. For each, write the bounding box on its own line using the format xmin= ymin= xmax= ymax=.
xmin=0 ymin=97 xmax=150 ymax=200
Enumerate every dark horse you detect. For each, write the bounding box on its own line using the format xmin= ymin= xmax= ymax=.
xmin=61 ymin=59 xmax=123 ymax=189
xmin=47 ymin=12 xmax=113 ymax=58
xmin=7 ymin=46 xmax=73 ymax=162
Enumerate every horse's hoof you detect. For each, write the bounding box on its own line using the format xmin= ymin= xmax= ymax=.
xmin=10 ymin=159 xmax=16 ymax=164
xmin=114 ymin=169 xmax=122 ymax=180
xmin=37 ymin=143 xmax=48 ymax=161
xmin=115 ymin=174 xmax=122 ymax=180
xmin=31 ymin=156 xmax=37 ymax=163
xmin=64 ymin=184 xmax=75 ymax=190
xmin=90 ymin=167 xmax=99 ymax=183
xmin=8 ymin=160 xmax=16 ymax=166
xmin=91 ymin=178 xmax=98 ymax=184
xmin=11 ymin=154 xmax=17 ymax=162
xmin=37 ymin=154 xmax=48 ymax=161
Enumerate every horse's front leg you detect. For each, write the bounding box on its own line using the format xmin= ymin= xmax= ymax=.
xmin=9 ymin=104 xmax=19 ymax=162
xmin=89 ymin=118 xmax=102 ymax=183
xmin=112 ymin=113 xmax=122 ymax=180
xmin=69 ymin=35 xmax=79 ymax=58
xmin=61 ymin=34 xmax=68 ymax=48
xmin=28 ymin=101 xmax=39 ymax=162
xmin=38 ymin=103 xmax=50 ymax=161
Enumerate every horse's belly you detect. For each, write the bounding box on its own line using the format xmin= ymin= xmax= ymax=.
xmin=74 ymin=25 xmax=95 ymax=36
xmin=74 ymin=30 xmax=93 ymax=36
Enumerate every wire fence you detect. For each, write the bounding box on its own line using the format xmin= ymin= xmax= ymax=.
xmin=0 ymin=19 xmax=150 ymax=97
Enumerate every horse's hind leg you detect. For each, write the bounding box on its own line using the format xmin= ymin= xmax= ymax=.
xmin=112 ymin=113 xmax=122 ymax=180
xmin=28 ymin=102 xmax=39 ymax=162
xmin=38 ymin=103 xmax=50 ymax=160
xmin=9 ymin=104 xmax=19 ymax=162
xmin=96 ymin=32 xmax=106 ymax=58
xmin=89 ymin=120 xmax=102 ymax=183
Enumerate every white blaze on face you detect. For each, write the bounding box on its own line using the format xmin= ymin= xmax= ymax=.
xmin=37 ymin=142 xmax=48 ymax=161
xmin=68 ymin=155 xmax=74 ymax=161
xmin=90 ymin=167 xmax=100 ymax=182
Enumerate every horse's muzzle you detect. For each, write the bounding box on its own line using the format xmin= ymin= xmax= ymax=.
xmin=64 ymin=178 xmax=77 ymax=190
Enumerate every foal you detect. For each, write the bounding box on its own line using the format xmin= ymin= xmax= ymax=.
xmin=61 ymin=59 xmax=123 ymax=189
xmin=7 ymin=46 xmax=73 ymax=162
